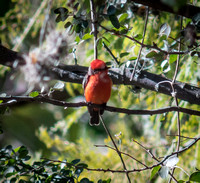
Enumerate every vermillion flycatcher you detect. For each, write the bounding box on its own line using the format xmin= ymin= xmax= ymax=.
xmin=83 ymin=59 xmax=112 ymax=126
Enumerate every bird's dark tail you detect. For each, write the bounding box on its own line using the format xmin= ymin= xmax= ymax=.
xmin=90 ymin=109 xmax=100 ymax=126
xmin=87 ymin=103 xmax=106 ymax=126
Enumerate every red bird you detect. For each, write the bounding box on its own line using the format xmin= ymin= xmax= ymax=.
xmin=83 ymin=59 xmax=112 ymax=126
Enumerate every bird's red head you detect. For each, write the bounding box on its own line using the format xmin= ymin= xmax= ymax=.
xmin=90 ymin=59 xmax=107 ymax=70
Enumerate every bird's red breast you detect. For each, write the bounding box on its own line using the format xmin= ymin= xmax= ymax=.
xmin=84 ymin=59 xmax=112 ymax=104
xmin=84 ymin=71 xmax=112 ymax=104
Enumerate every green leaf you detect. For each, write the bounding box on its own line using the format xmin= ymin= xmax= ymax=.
xmin=189 ymin=172 xmax=200 ymax=182
xmin=98 ymin=179 xmax=111 ymax=183
xmin=53 ymin=82 xmax=65 ymax=91
xmin=165 ymin=156 xmax=179 ymax=168
xmin=82 ymin=33 xmax=93 ymax=40
xmin=134 ymin=34 xmax=143 ymax=40
xmin=75 ymin=36 xmax=80 ymax=43
xmin=146 ymin=50 xmax=158 ymax=58
xmin=128 ymin=56 xmax=137 ymax=61
xmin=102 ymin=37 xmax=110 ymax=44
xmin=71 ymin=159 xmax=80 ymax=165
xmin=75 ymin=168 xmax=83 ymax=177
xmin=169 ymin=54 xmax=178 ymax=64
xmin=97 ymin=38 xmax=103 ymax=50
xmin=177 ymin=180 xmax=185 ymax=183
xmin=159 ymin=23 xmax=171 ymax=38
xmin=120 ymin=52 xmax=129 ymax=58
xmin=82 ymin=20 xmax=88 ymax=28
xmin=161 ymin=60 xmax=171 ymax=73
xmin=60 ymin=14 xmax=69 ymax=22
xmin=55 ymin=14 xmax=69 ymax=23
xmin=150 ymin=165 xmax=161 ymax=180
xmin=5 ymin=172 xmax=17 ymax=178
xmin=107 ymin=5 xmax=116 ymax=16
xmin=18 ymin=146 xmax=28 ymax=159
xmin=74 ymin=24 xmax=82 ymax=33
xmin=29 ymin=91 xmax=39 ymax=97
xmin=10 ymin=178 xmax=17 ymax=182
xmin=13 ymin=146 xmax=20 ymax=153
xmin=0 ymin=100 xmax=3 ymax=104
xmin=119 ymin=13 xmax=128 ymax=23
xmin=64 ymin=22 xmax=71 ymax=28
xmin=54 ymin=7 xmax=68 ymax=14
xmin=77 ymin=163 xmax=88 ymax=168
xmin=73 ymin=3 xmax=79 ymax=10
xmin=109 ymin=15 xmax=120 ymax=29
xmin=80 ymin=178 xmax=90 ymax=183
xmin=158 ymin=166 xmax=169 ymax=179
xmin=7 ymin=158 xmax=16 ymax=166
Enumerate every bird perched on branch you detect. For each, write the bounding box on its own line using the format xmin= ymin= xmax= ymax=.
xmin=83 ymin=59 xmax=112 ymax=126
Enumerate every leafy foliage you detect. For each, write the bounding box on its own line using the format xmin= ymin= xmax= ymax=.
xmin=1 ymin=0 xmax=200 ymax=182
xmin=0 ymin=145 xmax=110 ymax=183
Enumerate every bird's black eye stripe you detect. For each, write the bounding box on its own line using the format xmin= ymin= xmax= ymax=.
xmin=88 ymin=66 xmax=108 ymax=75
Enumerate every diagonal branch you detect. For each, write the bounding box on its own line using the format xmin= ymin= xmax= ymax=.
xmin=99 ymin=116 xmax=131 ymax=183
xmin=95 ymin=144 xmax=148 ymax=168
xmin=130 ymin=6 xmax=149 ymax=80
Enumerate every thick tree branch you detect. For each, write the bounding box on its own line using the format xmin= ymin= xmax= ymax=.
xmin=1 ymin=45 xmax=200 ymax=106
xmin=51 ymin=65 xmax=200 ymax=106
xmin=131 ymin=0 xmax=200 ymax=19
xmin=0 ymin=45 xmax=25 ymax=67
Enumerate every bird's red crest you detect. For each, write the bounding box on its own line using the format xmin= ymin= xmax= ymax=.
xmin=90 ymin=59 xmax=106 ymax=70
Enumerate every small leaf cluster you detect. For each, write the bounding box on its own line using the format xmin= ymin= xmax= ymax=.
xmin=0 ymin=145 xmax=110 ymax=182
xmin=53 ymin=1 xmax=131 ymax=40
xmin=150 ymin=162 xmax=200 ymax=182
xmin=54 ymin=2 xmax=89 ymax=38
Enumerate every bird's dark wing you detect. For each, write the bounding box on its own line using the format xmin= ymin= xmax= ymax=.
xmin=82 ymin=73 xmax=90 ymax=90
xmin=82 ymin=66 xmax=94 ymax=89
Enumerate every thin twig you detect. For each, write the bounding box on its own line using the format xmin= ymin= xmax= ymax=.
xmin=72 ymin=48 xmax=78 ymax=65
xmin=90 ymin=0 xmax=98 ymax=59
xmin=166 ymin=134 xmax=197 ymax=140
xmin=132 ymin=139 xmax=159 ymax=162
xmin=102 ymin=41 xmax=120 ymax=65
xmin=130 ymin=6 xmax=149 ymax=81
xmin=99 ymin=24 xmax=188 ymax=55
xmin=1 ymin=95 xmax=200 ymax=117
xmin=172 ymin=18 xmax=183 ymax=83
xmin=99 ymin=115 xmax=131 ymax=183
xmin=169 ymin=16 xmax=183 ymax=183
